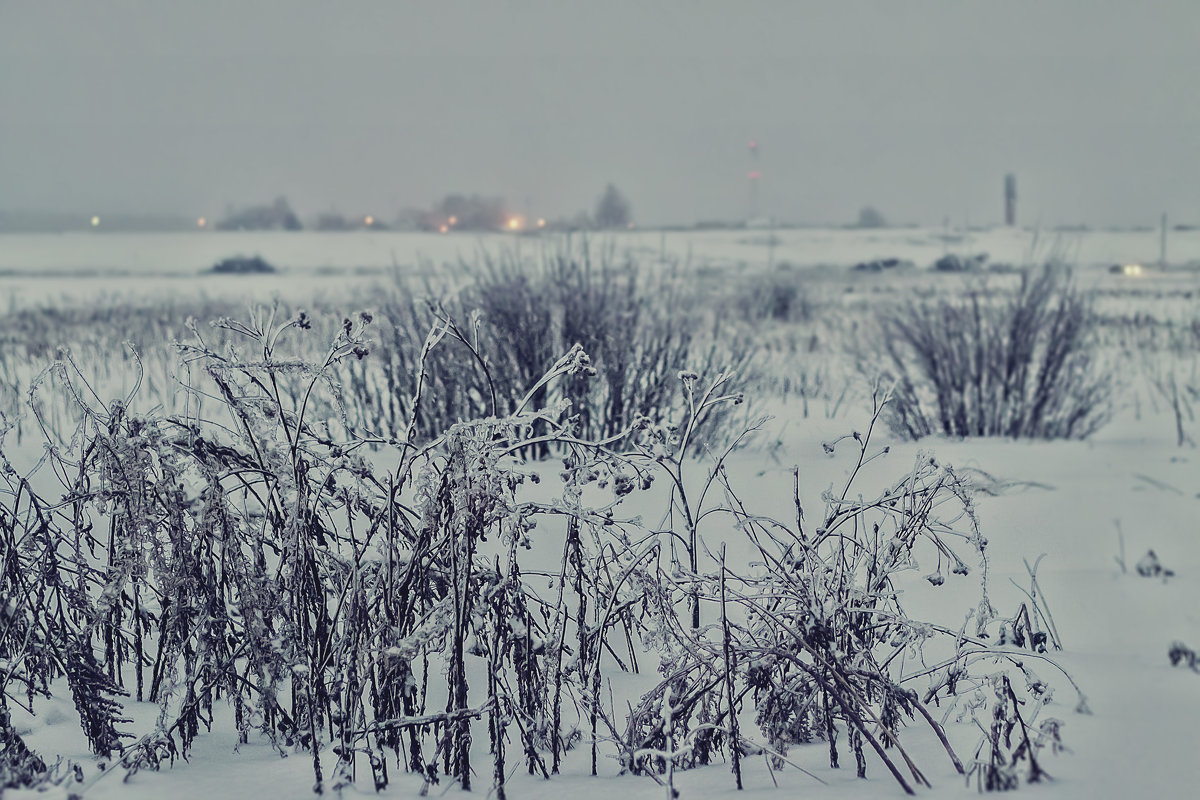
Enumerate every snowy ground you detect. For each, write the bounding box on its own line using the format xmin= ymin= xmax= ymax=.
xmin=8 ymin=407 xmax=1197 ymax=799
xmin=2 ymin=230 xmax=1198 ymax=799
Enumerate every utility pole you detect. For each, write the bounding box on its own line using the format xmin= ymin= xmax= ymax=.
xmin=768 ymin=217 xmax=776 ymax=270
xmin=748 ymin=140 xmax=760 ymax=223
xmin=1160 ymin=212 xmax=1168 ymax=268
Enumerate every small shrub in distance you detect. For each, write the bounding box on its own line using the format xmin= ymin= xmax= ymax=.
xmin=1135 ymin=549 xmax=1175 ymax=579
xmin=723 ymin=266 xmax=815 ymax=323
xmin=1168 ymin=642 xmax=1199 ymax=672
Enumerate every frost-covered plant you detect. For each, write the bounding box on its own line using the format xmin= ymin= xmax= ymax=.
xmin=0 ymin=307 xmax=666 ymax=796
xmin=1135 ymin=549 xmax=1175 ymax=579
xmin=966 ymin=673 xmax=1070 ymax=791
xmin=0 ymin=705 xmax=48 ymax=790
xmin=610 ymin=386 xmax=1084 ymax=795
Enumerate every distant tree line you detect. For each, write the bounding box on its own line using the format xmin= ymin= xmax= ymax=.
xmin=207 ymin=184 xmax=635 ymax=233
xmin=216 ymin=197 xmax=303 ymax=231
xmin=408 ymin=194 xmax=510 ymax=231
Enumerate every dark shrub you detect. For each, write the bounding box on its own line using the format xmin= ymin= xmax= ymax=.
xmin=854 ymin=257 xmax=911 ymax=272
xmin=933 ymin=253 xmax=988 ymax=272
xmin=209 ymin=255 xmax=276 ymax=274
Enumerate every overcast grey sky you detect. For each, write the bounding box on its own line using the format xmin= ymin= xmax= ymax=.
xmin=2 ymin=1 xmax=1197 ymax=226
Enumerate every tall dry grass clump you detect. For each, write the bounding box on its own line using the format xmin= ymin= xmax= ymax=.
xmin=338 ymin=243 xmax=751 ymax=449
xmin=880 ymin=266 xmax=1112 ymax=440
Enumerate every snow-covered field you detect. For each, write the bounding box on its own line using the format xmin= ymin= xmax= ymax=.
xmin=2 ymin=227 xmax=1199 ymax=310
xmin=2 ymin=230 xmax=1198 ymax=799
xmin=7 ymin=416 xmax=1198 ymax=800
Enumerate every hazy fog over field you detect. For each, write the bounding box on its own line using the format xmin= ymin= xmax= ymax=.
xmin=2 ymin=0 xmax=1197 ymax=227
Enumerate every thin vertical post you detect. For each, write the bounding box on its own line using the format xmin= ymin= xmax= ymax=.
xmin=1160 ymin=212 xmax=1168 ymax=268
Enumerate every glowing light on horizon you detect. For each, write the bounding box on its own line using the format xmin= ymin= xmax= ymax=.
xmin=537 ymin=218 xmax=546 ymax=228
xmin=439 ymin=224 xmax=449 ymax=234
xmin=507 ymin=216 xmax=522 ymax=231
xmin=91 ymin=216 xmax=100 ymax=227
xmin=448 ymin=216 xmax=458 ymax=226
xmin=364 ymin=215 xmax=374 ymax=226
xmin=197 ymin=217 xmax=207 ymax=228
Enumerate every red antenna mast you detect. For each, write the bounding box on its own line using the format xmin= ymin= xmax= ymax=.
xmin=747 ymin=140 xmax=761 ymax=221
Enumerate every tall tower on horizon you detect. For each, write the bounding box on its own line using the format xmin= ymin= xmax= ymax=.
xmin=1005 ymin=173 xmax=1017 ymax=226
xmin=747 ymin=140 xmax=761 ymax=222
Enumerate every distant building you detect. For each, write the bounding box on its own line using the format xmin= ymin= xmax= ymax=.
xmin=1005 ymin=174 xmax=1017 ymax=226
